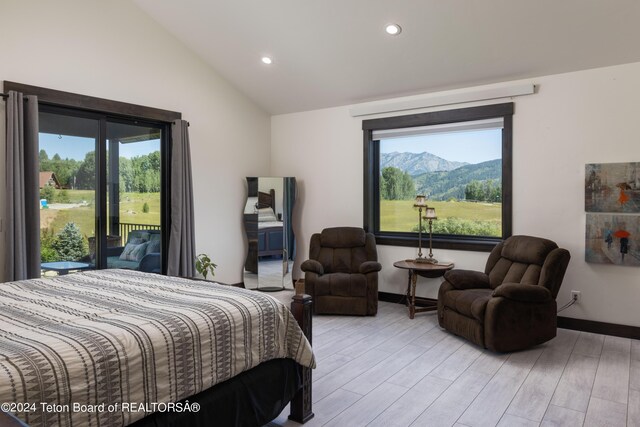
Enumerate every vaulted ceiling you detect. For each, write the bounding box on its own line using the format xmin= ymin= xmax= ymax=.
xmin=134 ymin=0 xmax=640 ymax=114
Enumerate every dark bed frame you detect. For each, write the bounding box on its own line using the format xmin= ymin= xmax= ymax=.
xmin=130 ymin=294 xmax=314 ymax=427
xmin=258 ymin=189 xmax=276 ymax=211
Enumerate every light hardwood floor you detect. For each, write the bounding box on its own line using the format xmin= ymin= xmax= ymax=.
xmin=271 ymin=301 xmax=640 ymax=427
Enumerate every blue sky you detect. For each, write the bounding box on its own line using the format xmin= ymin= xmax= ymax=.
xmin=380 ymin=128 xmax=501 ymax=164
xmin=39 ymin=133 xmax=160 ymax=161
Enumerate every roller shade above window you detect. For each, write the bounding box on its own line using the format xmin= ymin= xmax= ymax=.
xmin=372 ymin=118 xmax=504 ymax=140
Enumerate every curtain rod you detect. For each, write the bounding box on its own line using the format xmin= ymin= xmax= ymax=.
xmin=1 ymin=93 xmax=31 ymax=100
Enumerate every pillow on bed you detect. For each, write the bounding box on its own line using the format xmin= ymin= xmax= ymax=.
xmin=120 ymin=241 xmax=149 ymax=261
xmin=258 ymin=207 xmax=278 ymax=222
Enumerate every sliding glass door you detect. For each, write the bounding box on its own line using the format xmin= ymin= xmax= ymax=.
xmin=38 ymin=106 xmax=168 ymax=275
xmin=39 ymin=110 xmax=99 ymax=274
xmin=105 ymin=121 xmax=163 ymax=273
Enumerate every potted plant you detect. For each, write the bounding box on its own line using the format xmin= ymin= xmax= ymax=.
xmin=195 ymin=253 xmax=217 ymax=280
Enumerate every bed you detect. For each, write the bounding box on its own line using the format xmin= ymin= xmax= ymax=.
xmin=0 ymin=269 xmax=315 ymax=426
xmin=256 ymin=189 xmax=284 ymax=258
xmin=244 ymin=189 xmax=284 ymax=274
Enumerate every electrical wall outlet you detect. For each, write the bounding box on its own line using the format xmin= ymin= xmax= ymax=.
xmin=571 ymin=290 xmax=581 ymax=302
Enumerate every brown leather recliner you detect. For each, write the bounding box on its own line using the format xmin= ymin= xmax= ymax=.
xmin=301 ymin=227 xmax=381 ymax=316
xmin=437 ymin=235 xmax=571 ymax=352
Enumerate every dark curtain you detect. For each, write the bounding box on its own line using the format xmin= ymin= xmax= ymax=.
xmin=283 ymin=177 xmax=296 ymax=261
xmin=167 ymin=119 xmax=195 ymax=277
xmin=5 ymin=91 xmax=40 ymax=281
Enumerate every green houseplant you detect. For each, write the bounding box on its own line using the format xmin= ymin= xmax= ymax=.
xmin=195 ymin=253 xmax=217 ymax=280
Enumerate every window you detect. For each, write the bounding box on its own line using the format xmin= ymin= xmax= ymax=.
xmin=363 ymin=103 xmax=513 ymax=251
xmin=5 ymin=81 xmax=179 ymax=275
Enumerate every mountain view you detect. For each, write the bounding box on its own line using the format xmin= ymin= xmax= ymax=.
xmin=380 ymin=151 xmax=501 ymax=201
xmin=381 ymin=151 xmax=468 ymax=175
xmin=414 ymin=159 xmax=502 ymax=200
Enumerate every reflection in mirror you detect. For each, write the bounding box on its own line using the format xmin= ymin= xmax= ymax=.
xmin=243 ymin=177 xmax=296 ymax=291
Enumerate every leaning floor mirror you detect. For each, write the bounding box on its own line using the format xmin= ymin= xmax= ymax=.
xmin=243 ymin=177 xmax=296 ymax=291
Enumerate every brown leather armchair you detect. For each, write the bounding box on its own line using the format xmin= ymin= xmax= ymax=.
xmin=301 ymin=227 xmax=381 ymax=316
xmin=437 ymin=235 xmax=571 ymax=352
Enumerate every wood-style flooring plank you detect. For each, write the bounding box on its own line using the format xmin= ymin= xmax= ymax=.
xmin=313 ymin=315 xmax=354 ymax=336
xmin=629 ymin=388 xmax=640 ymax=427
xmin=583 ymin=397 xmax=627 ymax=427
xmin=457 ymin=348 xmax=543 ymax=427
xmin=322 ymin=382 xmax=408 ymax=427
xmin=632 ymin=339 xmax=640 ymax=360
xmin=540 ymin=405 xmax=585 ymax=427
xmin=270 ymin=389 xmax=364 ymax=427
xmin=496 ymin=414 xmax=539 ymax=427
xmin=468 ymin=349 xmax=510 ymax=376
xmin=631 ymin=358 xmax=640 ymax=391
xmin=590 ymin=349 xmax=630 ymax=404
xmin=541 ymin=328 xmax=579 ymax=354
xmin=387 ymin=334 xmax=464 ymax=388
xmin=299 ymin=388 xmax=363 ymax=427
xmin=373 ymin=320 xmax=435 ymax=353
xmin=314 ymin=353 xmax=353 ymax=380
xmin=368 ymin=375 xmax=452 ymax=427
xmin=410 ymin=370 xmax=493 ymax=427
xmin=313 ymin=325 xmax=385 ymax=361
xmin=603 ymin=335 xmax=632 ymax=354
xmin=312 ymin=349 xmax=391 ymax=403
xmin=572 ymin=332 xmax=605 ymax=357
xmin=316 ymin=307 xmax=397 ymax=338
xmin=312 ymin=328 xmax=356 ymax=353
xmin=429 ymin=342 xmax=484 ymax=382
xmin=407 ymin=324 xmax=449 ymax=349
xmin=336 ymin=318 xmax=414 ymax=359
xmin=342 ymin=344 xmax=427 ymax=395
xmin=550 ymin=353 xmax=599 ymax=413
xmin=506 ymin=349 xmax=571 ymax=422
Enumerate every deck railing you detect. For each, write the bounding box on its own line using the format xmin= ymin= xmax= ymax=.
xmin=118 ymin=222 xmax=162 ymax=245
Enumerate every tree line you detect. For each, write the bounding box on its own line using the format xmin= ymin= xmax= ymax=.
xmin=414 ymin=159 xmax=501 ymax=201
xmin=464 ymin=179 xmax=502 ymax=202
xmin=380 ymin=166 xmax=502 ymax=203
xmin=40 ymin=149 xmax=161 ymax=193
xmin=380 ymin=167 xmax=415 ymax=200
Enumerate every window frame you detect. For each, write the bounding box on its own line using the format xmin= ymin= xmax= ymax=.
xmin=363 ymin=102 xmax=514 ymax=252
xmin=6 ymin=81 xmax=178 ymax=273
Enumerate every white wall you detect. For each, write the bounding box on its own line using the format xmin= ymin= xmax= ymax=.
xmin=0 ymin=0 xmax=270 ymax=284
xmin=271 ymin=62 xmax=640 ymax=327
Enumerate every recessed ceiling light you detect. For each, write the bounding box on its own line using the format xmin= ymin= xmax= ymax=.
xmin=385 ymin=23 xmax=402 ymax=36
xmin=261 ymin=56 xmax=273 ymax=65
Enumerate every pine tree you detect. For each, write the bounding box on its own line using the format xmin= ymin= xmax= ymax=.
xmin=52 ymin=222 xmax=87 ymax=261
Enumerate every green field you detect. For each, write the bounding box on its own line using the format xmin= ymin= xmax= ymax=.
xmin=41 ymin=189 xmax=161 ymax=239
xmin=118 ymin=192 xmax=161 ymax=225
xmin=381 ymin=199 xmax=502 ymax=236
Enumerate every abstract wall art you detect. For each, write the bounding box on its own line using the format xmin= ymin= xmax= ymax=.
xmin=585 ymin=213 xmax=640 ymax=266
xmin=585 ymin=162 xmax=640 ymax=213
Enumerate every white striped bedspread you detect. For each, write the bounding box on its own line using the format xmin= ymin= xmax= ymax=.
xmin=0 ymin=269 xmax=315 ymax=426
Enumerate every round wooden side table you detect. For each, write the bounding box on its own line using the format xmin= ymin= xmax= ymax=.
xmin=393 ymin=260 xmax=454 ymax=319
